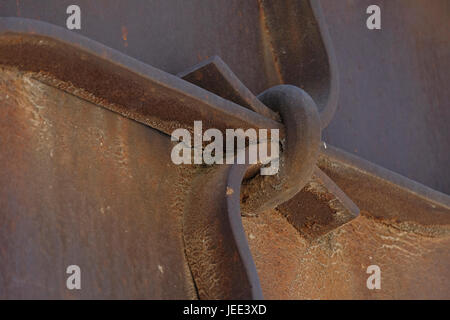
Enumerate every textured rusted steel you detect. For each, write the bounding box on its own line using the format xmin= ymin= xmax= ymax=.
xmin=244 ymin=146 xmax=450 ymax=299
xmin=0 ymin=65 xmax=266 ymax=300
xmin=0 ymin=69 xmax=198 ymax=299
xmin=0 ymin=0 xmax=449 ymax=300
xmin=277 ymin=166 xmax=360 ymax=240
xmin=0 ymin=18 xmax=276 ymax=299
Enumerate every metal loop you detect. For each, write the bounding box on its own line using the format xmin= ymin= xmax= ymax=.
xmin=240 ymin=85 xmax=321 ymax=216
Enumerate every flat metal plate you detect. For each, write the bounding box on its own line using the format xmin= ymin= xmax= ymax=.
xmin=0 ymin=69 xmax=198 ymax=298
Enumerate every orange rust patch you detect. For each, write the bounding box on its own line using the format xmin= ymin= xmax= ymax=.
xmin=121 ymin=26 xmax=128 ymax=47
xmin=243 ymin=210 xmax=450 ymax=299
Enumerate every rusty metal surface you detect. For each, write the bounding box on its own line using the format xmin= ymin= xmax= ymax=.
xmin=0 ymin=69 xmax=197 ymax=299
xmin=243 ymin=209 xmax=450 ymax=299
xmin=277 ymin=167 xmax=360 ymax=240
xmin=0 ymin=66 xmax=266 ymax=300
xmin=0 ymin=0 xmax=450 ymax=194
xmin=243 ymin=146 xmax=450 ymax=299
xmin=0 ymin=0 xmax=449 ymax=300
xmin=0 ymin=18 xmax=280 ymax=299
xmin=2 ymin=0 xmax=448 ymax=194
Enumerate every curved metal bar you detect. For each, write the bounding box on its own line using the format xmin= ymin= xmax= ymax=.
xmin=241 ymin=85 xmax=321 ymax=215
xmin=258 ymin=0 xmax=339 ymax=129
xmin=310 ymin=0 xmax=340 ymax=128
xmin=182 ymin=164 xmax=263 ymax=299
xmin=0 ymin=17 xmax=284 ymax=138
xmin=226 ymin=164 xmax=265 ymax=299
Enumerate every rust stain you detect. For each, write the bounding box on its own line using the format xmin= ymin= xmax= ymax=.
xmin=256 ymin=0 xmax=284 ymax=85
xmin=121 ymin=26 xmax=128 ymax=47
xmin=243 ymin=210 xmax=450 ymax=299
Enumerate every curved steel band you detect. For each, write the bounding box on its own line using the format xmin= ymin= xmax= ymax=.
xmin=240 ymin=85 xmax=322 ymax=215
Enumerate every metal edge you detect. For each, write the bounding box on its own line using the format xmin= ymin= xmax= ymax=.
xmin=310 ymin=0 xmax=340 ymax=129
xmin=0 ymin=17 xmax=285 ymax=137
xmin=320 ymin=144 xmax=450 ymax=209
